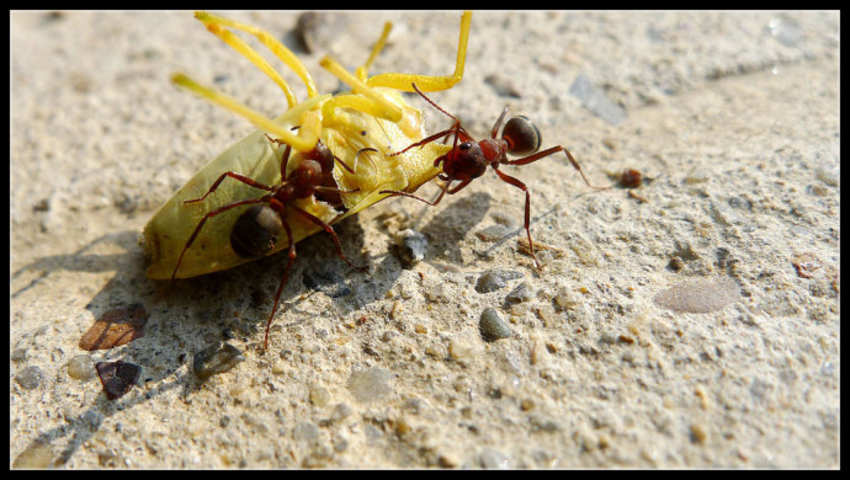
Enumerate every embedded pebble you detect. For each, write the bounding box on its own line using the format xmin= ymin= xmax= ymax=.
xmin=653 ymin=277 xmax=740 ymax=313
xmin=292 ymin=421 xmax=320 ymax=443
xmin=16 ymin=366 xmax=43 ymax=390
xmin=395 ymin=229 xmax=428 ymax=267
xmin=12 ymin=439 xmax=54 ymax=469
xmin=476 ymin=270 xmax=522 ymax=293
xmin=11 ymin=348 xmax=27 ymax=362
xmin=554 ymin=286 xmax=579 ymax=310
xmin=330 ymin=403 xmax=352 ymax=423
xmin=569 ymin=74 xmax=627 ymax=125
xmin=476 ymin=224 xmax=512 ymax=242
xmin=347 ymin=367 xmax=392 ymax=403
xmin=95 ymin=361 xmax=141 ymax=400
xmin=309 ymin=385 xmax=331 ymax=407
xmin=479 ymin=448 xmax=511 ymax=469
xmin=67 ymin=355 xmax=95 ymax=381
xmin=294 ymin=12 xmax=349 ymax=54
xmin=479 ymin=308 xmax=512 ymax=342
xmin=505 ymin=282 xmax=533 ymax=305
xmin=192 ymin=343 xmax=245 ymax=380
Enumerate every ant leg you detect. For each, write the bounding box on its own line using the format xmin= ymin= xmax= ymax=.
xmin=184 ymin=171 xmax=275 ymax=205
xmin=171 ymin=74 xmax=321 ymax=153
xmin=355 ymin=21 xmax=393 ymax=81
xmin=388 ymin=127 xmax=460 ymax=157
xmin=379 ymin=179 xmax=451 ymax=206
xmin=290 ymin=205 xmax=367 ymax=272
xmin=171 ymin=197 xmax=270 ymax=280
xmin=490 ymin=106 xmax=509 ymax=139
xmin=195 ymin=11 xmax=318 ymax=101
xmin=503 ymin=145 xmax=610 ymax=191
xmin=367 ymin=11 xmax=471 ymax=92
xmin=263 ymin=211 xmax=295 ymax=350
xmin=491 ymin=167 xmax=541 ymax=270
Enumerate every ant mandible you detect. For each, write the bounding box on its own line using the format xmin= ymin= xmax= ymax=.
xmin=171 ymin=135 xmax=364 ymax=350
xmin=380 ymin=83 xmax=609 ymax=270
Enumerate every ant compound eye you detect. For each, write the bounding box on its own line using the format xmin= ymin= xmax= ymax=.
xmin=502 ymin=115 xmax=541 ymax=155
xmin=230 ymin=205 xmax=283 ymax=258
xmin=459 ymin=141 xmax=474 ymax=150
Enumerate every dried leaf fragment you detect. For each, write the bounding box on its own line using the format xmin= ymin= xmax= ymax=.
xmin=79 ymin=304 xmax=148 ymax=350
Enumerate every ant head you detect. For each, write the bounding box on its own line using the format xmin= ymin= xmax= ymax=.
xmin=230 ymin=205 xmax=282 ymax=258
xmin=502 ymin=115 xmax=541 ymax=156
xmin=306 ymin=140 xmax=334 ymax=173
xmin=443 ymin=140 xmax=488 ymax=180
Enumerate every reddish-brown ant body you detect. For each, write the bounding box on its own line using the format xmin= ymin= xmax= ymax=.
xmin=171 ymin=136 xmax=363 ymax=350
xmin=380 ymin=84 xmax=608 ymax=269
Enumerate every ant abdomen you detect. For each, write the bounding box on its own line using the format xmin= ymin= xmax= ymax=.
xmin=230 ymin=205 xmax=283 ymax=258
xmin=502 ymin=115 xmax=541 ymax=156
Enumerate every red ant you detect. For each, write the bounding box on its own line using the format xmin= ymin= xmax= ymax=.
xmin=380 ymin=84 xmax=609 ymax=269
xmin=171 ymin=135 xmax=365 ymax=350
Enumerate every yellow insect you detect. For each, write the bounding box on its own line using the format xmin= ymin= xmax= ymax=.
xmin=141 ymin=11 xmax=471 ymax=348
xmin=143 ymin=11 xmax=471 ymax=280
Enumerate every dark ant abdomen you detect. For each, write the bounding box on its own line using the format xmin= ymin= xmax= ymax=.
xmin=230 ymin=205 xmax=283 ymax=258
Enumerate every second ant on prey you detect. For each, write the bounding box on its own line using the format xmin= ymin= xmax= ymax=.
xmin=380 ymin=84 xmax=610 ymax=269
xmin=171 ymin=135 xmax=366 ymax=350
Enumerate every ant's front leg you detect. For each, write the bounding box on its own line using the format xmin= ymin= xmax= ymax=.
xmin=290 ymin=205 xmax=368 ymax=272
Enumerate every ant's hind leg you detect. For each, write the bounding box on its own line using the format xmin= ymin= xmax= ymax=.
xmin=491 ymin=167 xmax=542 ymax=270
xmin=171 ymin=198 xmax=268 ymax=281
xmin=290 ymin=205 xmax=367 ymax=272
xmin=264 ymin=216 xmax=295 ymax=350
xmin=504 ymin=145 xmax=611 ymax=191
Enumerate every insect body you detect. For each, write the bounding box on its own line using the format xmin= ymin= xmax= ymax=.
xmin=380 ymin=85 xmax=609 ymax=269
xmin=143 ymin=11 xmax=472 ymax=280
xmin=143 ymin=11 xmax=472 ymax=348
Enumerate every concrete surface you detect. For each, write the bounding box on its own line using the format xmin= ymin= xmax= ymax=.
xmin=11 ymin=10 xmax=839 ymax=469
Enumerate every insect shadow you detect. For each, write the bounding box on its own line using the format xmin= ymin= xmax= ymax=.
xmin=419 ymin=191 xmax=491 ymax=266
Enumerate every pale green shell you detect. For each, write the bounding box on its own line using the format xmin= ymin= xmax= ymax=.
xmin=143 ymin=91 xmax=451 ymax=279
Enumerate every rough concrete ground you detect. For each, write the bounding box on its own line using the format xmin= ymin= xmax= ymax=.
xmin=11 ymin=11 xmax=838 ymax=468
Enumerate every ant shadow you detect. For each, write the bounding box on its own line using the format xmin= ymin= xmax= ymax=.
xmin=11 ymin=192 xmax=491 ymax=466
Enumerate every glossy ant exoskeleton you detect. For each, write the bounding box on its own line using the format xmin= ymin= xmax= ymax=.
xmin=171 ymin=135 xmax=364 ymax=350
xmin=380 ymin=84 xmax=609 ymax=269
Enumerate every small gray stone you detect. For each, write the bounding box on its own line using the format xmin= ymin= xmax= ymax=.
xmin=476 ymin=270 xmax=522 ymax=293
xmin=395 ymin=229 xmax=428 ymax=268
xmin=476 ymin=224 xmax=512 ymax=242
xmin=67 ymin=355 xmax=95 ymax=381
xmin=11 ymin=348 xmax=27 ymax=362
xmin=347 ymin=367 xmax=392 ymax=403
xmin=16 ymin=366 xmax=43 ymax=390
xmin=330 ymin=403 xmax=352 ymax=423
xmin=292 ymin=421 xmax=320 ymax=443
xmin=505 ymin=282 xmax=534 ymax=305
xmin=479 ymin=308 xmax=512 ymax=342
xmin=479 ymin=448 xmax=511 ymax=469
xmin=193 ymin=343 xmax=245 ymax=380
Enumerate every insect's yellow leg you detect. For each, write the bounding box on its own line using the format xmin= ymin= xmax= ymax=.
xmin=354 ymin=21 xmax=393 ymax=82
xmin=196 ymin=11 xmax=318 ymax=99
xmin=367 ymin=11 xmax=471 ymax=92
xmin=321 ymin=94 xmax=392 ymax=126
xmin=199 ymin=22 xmax=297 ymax=109
xmin=172 ymin=73 xmax=319 ymax=153
xmin=319 ymin=56 xmax=402 ymax=122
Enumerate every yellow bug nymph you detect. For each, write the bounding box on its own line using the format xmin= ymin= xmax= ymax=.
xmin=143 ymin=11 xmax=472 ymax=279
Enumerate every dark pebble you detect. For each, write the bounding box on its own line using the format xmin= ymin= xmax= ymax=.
xmin=479 ymin=308 xmax=512 ymax=342
xmin=95 ymin=361 xmax=141 ymax=400
xmin=505 ymin=282 xmax=534 ymax=305
xmin=193 ymin=343 xmax=245 ymax=380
